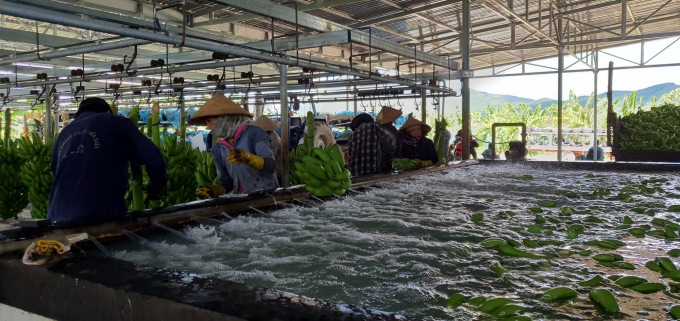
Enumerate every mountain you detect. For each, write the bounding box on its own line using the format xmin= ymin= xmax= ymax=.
xmin=525 ymin=83 xmax=679 ymax=108
xmin=447 ymin=89 xmax=539 ymax=112
xmin=450 ymin=83 xmax=679 ymax=111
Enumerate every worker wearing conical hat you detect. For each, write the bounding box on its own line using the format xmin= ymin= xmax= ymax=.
xmin=397 ymin=116 xmax=438 ymax=167
xmin=251 ymin=115 xmax=282 ymax=181
xmin=375 ymin=106 xmax=402 ymax=136
xmin=189 ymin=93 xmax=278 ymax=198
xmin=375 ymin=106 xmax=402 ymax=172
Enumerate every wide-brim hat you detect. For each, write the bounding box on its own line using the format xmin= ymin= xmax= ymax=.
xmin=376 ymin=106 xmax=402 ymax=124
xmin=251 ymin=115 xmax=280 ymax=132
xmin=398 ymin=116 xmax=431 ymax=135
xmin=188 ymin=93 xmax=251 ymax=125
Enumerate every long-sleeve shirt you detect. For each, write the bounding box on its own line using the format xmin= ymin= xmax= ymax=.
xmin=399 ymin=138 xmax=438 ymax=164
xmin=348 ymin=122 xmax=396 ymax=177
xmin=212 ymin=124 xmax=279 ymax=194
xmin=48 ymin=111 xmax=167 ymax=223
xmin=585 ymin=147 xmax=604 ymax=161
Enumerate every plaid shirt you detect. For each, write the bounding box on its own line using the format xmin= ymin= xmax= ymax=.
xmin=269 ymin=131 xmax=283 ymax=176
xmin=348 ymin=122 xmax=396 ymax=177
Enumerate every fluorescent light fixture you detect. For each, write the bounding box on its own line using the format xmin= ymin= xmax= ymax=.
xmin=183 ymin=87 xmax=196 ymax=90
xmin=12 ymin=62 xmax=54 ymax=69
xmin=95 ymin=80 xmax=139 ymax=86
xmin=59 ymin=76 xmax=69 ymax=80
xmin=0 ymin=70 xmax=14 ymax=75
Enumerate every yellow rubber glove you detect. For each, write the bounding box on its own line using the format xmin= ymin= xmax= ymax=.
xmin=228 ymin=149 xmax=265 ymax=171
xmin=419 ymin=160 xmax=433 ymax=167
xmin=196 ymin=185 xmax=226 ymax=199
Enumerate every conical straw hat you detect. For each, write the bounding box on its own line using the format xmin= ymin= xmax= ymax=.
xmin=251 ymin=115 xmax=280 ymax=132
xmin=188 ymin=93 xmax=251 ymax=125
xmin=397 ymin=116 xmax=431 ymax=135
xmin=376 ymin=106 xmax=403 ymax=124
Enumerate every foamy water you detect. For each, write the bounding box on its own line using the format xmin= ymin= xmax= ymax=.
xmin=110 ymin=164 xmax=680 ymax=320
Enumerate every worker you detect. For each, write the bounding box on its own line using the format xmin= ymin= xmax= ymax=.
xmin=348 ymin=113 xmax=396 ymax=177
xmin=455 ymin=129 xmax=479 ymax=159
xmin=482 ymin=143 xmax=495 ymax=160
xmin=48 ymin=97 xmax=167 ymax=223
xmin=398 ymin=116 xmax=438 ymax=166
xmin=582 ymin=140 xmax=604 ymax=161
xmin=189 ymin=93 xmax=278 ymax=198
xmin=376 ymin=106 xmax=402 ymax=136
xmin=251 ymin=115 xmax=282 ymax=180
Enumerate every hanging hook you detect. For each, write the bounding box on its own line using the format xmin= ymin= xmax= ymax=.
xmin=36 ymin=21 xmax=48 ymax=61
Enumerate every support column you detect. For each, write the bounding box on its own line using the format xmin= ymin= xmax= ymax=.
xmin=421 ymin=89 xmax=426 ymax=122
xmin=557 ymin=46 xmax=564 ymax=161
xmin=621 ymin=0 xmax=628 ymax=39
xmin=353 ymin=85 xmax=357 ymax=115
xmin=461 ymin=0 xmax=471 ymax=160
xmin=179 ymin=95 xmax=185 ymax=144
xmin=44 ymin=85 xmax=53 ymax=140
xmin=279 ymin=64 xmax=289 ymax=188
xmin=255 ymin=91 xmax=263 ymax=119
xmin=607 ymin=61 xmax=614 ymax=146
xmin=53 ymin=106 xmax=60 ymax=136
xmin=593 ymin=51 xmax=599 ymax=162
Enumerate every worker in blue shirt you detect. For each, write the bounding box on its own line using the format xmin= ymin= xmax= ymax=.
xmin=48 ymin=98 xmax=167 ymax=223
xmin=581 ymin=140 xmax=604 ymax=161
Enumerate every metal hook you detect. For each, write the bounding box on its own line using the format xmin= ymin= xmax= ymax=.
xmin=124 ymin=45 xmax=138 ymax=74
xmin=36 ymin=21 xmax=48 ymax=61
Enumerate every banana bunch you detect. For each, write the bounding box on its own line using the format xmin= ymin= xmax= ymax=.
xmin=194 ymin=150 xmax=218 ymax=187
xmin=160 ymin=133 xmax=197 ymax=170
xmin=432 ymin=118 xmax=448 ymax=164
xmin=147 ymin=133 xmax=198 ymax=207
xmin=148 ymin=166 xmax=195 ymax=208
xmin=0 ymin=140 xmax=29 ymax=219
xmin=392 ymin=158 xmax=419 ymax=170
xmin=288 ymin=111 xmax=351 ymax=196
xmin=620 ymin=103 xmax=680 ymax=151
xmin=16 ymin=133 xmax=54 ymax=219
xmin=293 ymin=145 xmax=350 ymax=197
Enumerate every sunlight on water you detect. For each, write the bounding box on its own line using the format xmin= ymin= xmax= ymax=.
xmin=110 ymin=164 xmax=680 ymax=320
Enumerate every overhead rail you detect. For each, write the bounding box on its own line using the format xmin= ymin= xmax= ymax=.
xmin=0 ymin=1 xmax=453 ymax=93
xmin=0 ymin=38 xmax=152 ymax=66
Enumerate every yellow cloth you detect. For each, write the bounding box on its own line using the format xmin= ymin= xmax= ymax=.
xmin=196 ymin=185 xmax=227 ymax=199
xmin=228 ymin=149 xmax=264 ymax=171
xmin=419 ymin=160 xmax=433 ymax=167
xmin=35 ymin=240 xmax=67 ymax=255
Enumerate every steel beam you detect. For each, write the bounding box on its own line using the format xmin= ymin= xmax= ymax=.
xmin=350 ymin=0 xmax=461 ymax=29
xmin=461 ymin=0 xmax=470 ymax=160
xmin=592 ymin=51 xmax=598 ymax=162
xmin=0 ymin=1 xmax=453 ymax=92
xmin=193 ymin=0 xmax=370 ymax=27
xmin=279 ymin=64 xmax=289 ymax=188
xmin=0 ymin=38 xmax=151 ymax=66
xmin=557 ymin=46 xmax=564 ymax=161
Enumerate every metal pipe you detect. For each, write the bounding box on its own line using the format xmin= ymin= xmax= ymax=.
xmin=607 ymin=61 xmax=614 ymax=146
xmin=44 ymin=85 xmax=53 ymax=140
xmin=279 ymin=64 xmax=289 ymax=188
xmin=353 ymin=85 xmax=357 ymax=115
xmin=461 ymin=0 xmax=471 ymax=160
xmin=621 ymin=0 xmax=628 ymax=39
xmin=557 ymin=46 xmax=564 ymax=161
xmin=0 ymin=59 xmax=261 ymax=90
xmin=593 ymin=53 xmax=598 ymax=162
xmin=0 ymin=1 xmax=452 ymax=93
xmin=420 ymin=88 xmax=426 ymax=122
xmin=0 ymin=38 xmax=151 ymax=66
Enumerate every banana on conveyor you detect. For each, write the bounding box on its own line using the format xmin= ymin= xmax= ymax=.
xmin=16 ymin=134 xmax=54 ymax=219
xmin=391 ymin=158 xmax=420 ymax=170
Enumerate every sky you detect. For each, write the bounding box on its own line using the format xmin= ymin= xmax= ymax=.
xmin=307 ymin=37 xmax=680 ymax=118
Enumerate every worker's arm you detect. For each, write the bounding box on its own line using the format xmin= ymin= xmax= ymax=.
xmin=212 ymin=145 xmax=234 ymax=193
xmin=123 ymin=118 xmax=168 ymax=188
